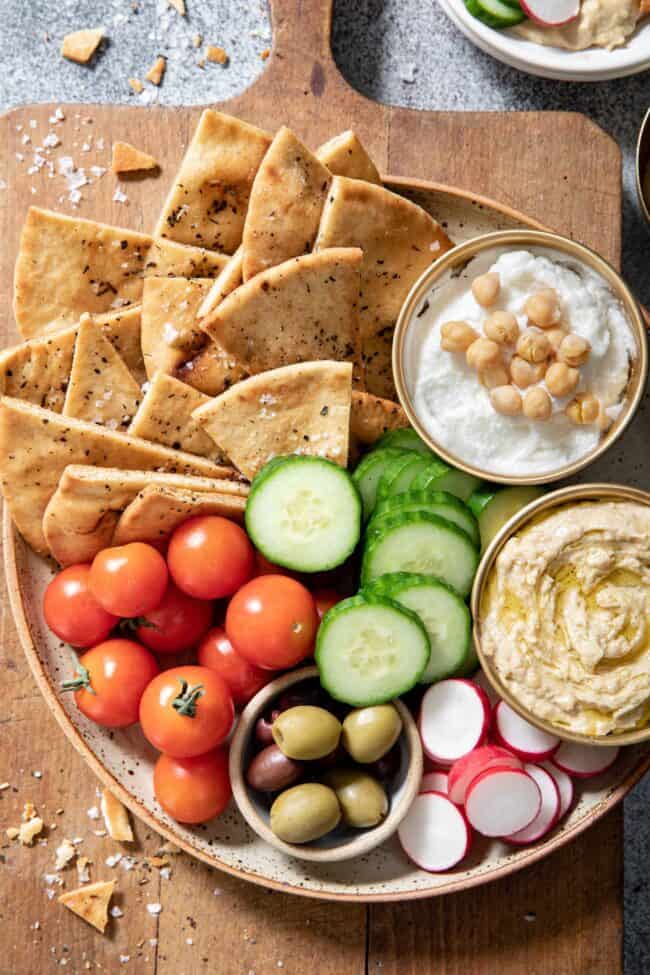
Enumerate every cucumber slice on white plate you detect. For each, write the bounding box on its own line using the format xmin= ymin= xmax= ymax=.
xmin=468 ymin=485 xmax=545 ymax=551
xmin=369 ymin=490 xmax=480 ymax=548
xmin=373 ymin=428 xmax=433 ymax=456
xmin=352 ymin=448 xmax=408 ymax=520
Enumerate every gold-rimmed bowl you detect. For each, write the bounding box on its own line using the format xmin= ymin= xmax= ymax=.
xmin=393 ymin=229 xmax=648 ymax=486
xmin=471 ymin=482 xmax=650 ymax=747
xmin=636 ymin=107 xmax=650 ymax=228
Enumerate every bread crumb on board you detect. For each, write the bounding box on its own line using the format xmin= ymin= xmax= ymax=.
xmin=100 ymin=788 xmax=135 ymax=840
xmin=61 ymin=28 xmax=105 ymax=65
xmin=111 ymin=141 xmax=159 ymax=175
xmin=168 ymin=0 xmax=186 ymax=14
xmin=146 ymin=56 xmax=167 ymax=86
xmin=128 ymin=77 xmax=144 ymax=94
xmin=58 ymin=880 xmax=116 ymax=933
xmin=206 ymin=46 xmax=229 ymax=65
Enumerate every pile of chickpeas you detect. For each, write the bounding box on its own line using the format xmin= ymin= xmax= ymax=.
xmin=440 ymin=270 xmax=609 ymax=429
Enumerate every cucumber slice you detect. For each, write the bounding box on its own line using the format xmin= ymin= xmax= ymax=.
xmin=376 ymin=453 xmax=431 ymax=502
xmin=412 ymin=460 xmax=482 ymax=503
xmin=477 ymin=0 xmax=525 ymax=25
xmin=373 ymin=428 xmax=433 ymax=456
xmin=369 ymin=490 xmax=480 ymax=548
xmin=464 ymin=0 xmax=503 ymax=27
xmin=361 ymin=512 xmax=480 ymax=598
xmin=363 ymin=573 xmax=471 ymax=683
xmin=352 ymin=448 xmax=408 ymax=521
xmin=315 ymin=593 xmax=430 ymax=706
xmin=246 ymin=456 xmax=361 ymax=572
xmin=468 ymin=485 xmax=545 ymax=551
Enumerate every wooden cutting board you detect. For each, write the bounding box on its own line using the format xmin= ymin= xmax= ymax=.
xmin=0 ymin=1 xmax=624 ymax=972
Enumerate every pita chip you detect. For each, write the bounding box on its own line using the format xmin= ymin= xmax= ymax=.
xmin=61 ymin=28 xmax=104 ymax=64
xmin=640 ymin=0 xmax=650 ymax=16
xmin=111 ymin=141 xmax=159 ymax=174
xmin=129 ymin=371 xmax=223 ymax=460
xmin=58 ymin=880 xmax=115 ymax=933
xmin=174 ymin=341 xmax=248 ymax=397
xmin=114 ymin=483 xmax=247 ymax=546
xmin=0 ymin=326 xmax=77 ymax=413
xmin=14 ymin=208 xmax=151 ymax=338
xmin=100 ymin=790 xmax=133 ymax=842
xmin=201 ymin=248 xmax=363 ymax=375
xmin=316 ymin=131 xmax=381 ymax=184
xmin=242 ymin=126 xmax=331 ymax=281
xmin=146 ymin=55 xmax=167 ymax=86
xmin=350 ymin=391 xmax=407 ymax=447
xmin=144 ymin=239 xmax=228 ymax=279
xmin=196 ymin=246 xmax=244 ymax=318
xmin=154 ymin=109 xmax=271 ymax=253
xmin=86 ymin=305 xmax=146 ymax=385
xmin=141 ymin=276 xmax=213 ymax=379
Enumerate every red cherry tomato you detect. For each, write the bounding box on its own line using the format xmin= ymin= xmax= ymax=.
xmin=167 ymin=516 xmax=255 ymax=600
xmin=153 ymin=748 xmax=231 ymax=824
xmin=225 ymin=575 xmax=319 ymax=670
xmin=139 ymin=665 xmax=234 ymax=758
xmin=198 ymin=627 xmax=270 ymax=707
xmin=89 ymin=543 xmax=168 ymax=617
xmin=62 ymin=639 xmax=159 ymax=728
xmin=135 ymin=582 xmax=214 ymax=655
xmin=43 ymin=564 xmax=118 ymax=648
xmin=312 ymin=588 xmax=342 ymax=620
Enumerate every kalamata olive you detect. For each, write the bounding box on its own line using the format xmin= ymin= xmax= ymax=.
xmin=312 ymin=743 xmax=346 ymax=772
xmin=342 ymin=705 xmax=402 ymax=764
xmin=255 ymin=716 xmax=275 ymax=746
xmin=270 ymin=783 xmax=341 ymax=843
xmin=272 ymin=705 xmax=341 ymax=760
xmin=246 ymin=744 xmax=303 ymax=792
xmin=325 ymin=769 xmax=388 ymax=828
xmin=367 ymin=744 xmax=401 ymax=783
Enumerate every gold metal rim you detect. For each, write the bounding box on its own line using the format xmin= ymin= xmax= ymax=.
xmin=471 ymin=482 xmax=650 ymax=747
xmin=393 ymin=229 xmax=648 ymax=486
xmin=636 ymin=107 xmax=650 ymax=228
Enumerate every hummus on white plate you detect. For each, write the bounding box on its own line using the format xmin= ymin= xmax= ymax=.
xmin=480 ymin=500 xmax=650 ymax=737
xmin=514 ymin=0 xmax=643 ymax=52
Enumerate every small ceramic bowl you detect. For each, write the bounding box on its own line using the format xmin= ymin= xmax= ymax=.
xmin=229 ymin=665 xmax=423 ymax=863
xmin=636 ymin=107 xmax=650 ymax=229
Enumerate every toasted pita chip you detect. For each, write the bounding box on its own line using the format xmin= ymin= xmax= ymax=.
xmin=100 ymin=790 xmax=133 ymax=842
xmin=114 ymin=483 xmax=247 ymax=546
xmin=61 ymin=28 xmax=104 ymax=64
xmin=362 ymin=327 xmax=397 ymax=400
xmin=63 ymin=318 xmax=142 ymax=430
xmin=196 ymin=246 xmax=244 ymax=318
xmin=641 ymin=0 xmax=650 ymax=16
xmin=144 ymin=239 xmax=228 ymax=279
xmin=85 ymin=305 xmax=145 ymax=385
xmin=58 ymin=880 xmax=115 ymax=933
xmin=194 ymin=361 xmax=352 ymax=480
xmin=316 ymin=131 xmax=381 ymax=184
xmin=174 ymin=341 xmax=248 ymax=397
xmin=0 ymin=326 xmax=77 ymax=413
xmin=129 ymin=371 xmax=222 ymax=460
xmin=14 ymin=208 xmax=152 ymax=339
xmin=111 ymin=141 xmax=159 ymax=174
xmin=350 ymin=390 xmax=408 ymax=447
xmin=201 ymin=248 xmax=363 ymax=375
xmin=242 ymin=127 xmax=331 ymax=281
xmin=141 ymin=277 xmax=213 ymax=379
xmin=154 ymin=109 xmax=271 ymax=253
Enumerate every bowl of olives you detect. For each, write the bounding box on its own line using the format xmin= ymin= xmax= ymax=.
xmin=229 ymin=665 xmax=423 ymax=862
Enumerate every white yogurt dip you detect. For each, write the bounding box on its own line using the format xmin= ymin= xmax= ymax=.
xmin=408 ymin=248 xmax=636 ymax=477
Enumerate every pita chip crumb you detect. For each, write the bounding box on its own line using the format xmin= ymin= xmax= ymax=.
xmin=146 ymin=56 xmax=166 ymax=86
xmin=77 ymin=856 xmax=92 ymax=883
xmin=260 ymin=48 xmax=270 ymax=60
xmin=55 ymin=838 xmax=77 ymax=870
xmin=18 ymin=816 xmax=43 ymax=845
xmin=5 ymin=827 xmax=19 ymax=840
xmin=112 ymin=141 xmax=159 ymax=174
xmin=58 ymin=880 xmax=116 ymax=933
xmin=206 ymin=46 xmax=228 ymax=65
xmin=168 ymin=0 xmax=186 ymax=13
xmin=128 ymin=77 xmax=144 ymax=94
xmin=61 ymin=28 xmax=104 ymax=65
xmin=193 ymin=34 xmax=203 ymax=48
xmin=101 ymin=789 xmax=134 ymax=842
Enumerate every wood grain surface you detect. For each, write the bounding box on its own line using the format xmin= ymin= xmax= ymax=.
xmin=0 ymin=0 xmax=624 ymax=972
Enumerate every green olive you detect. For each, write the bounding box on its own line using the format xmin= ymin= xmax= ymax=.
xmin=272 ymin=706 xmax=341 ymax=760
xmin=325 ymin=769 xmax=388 ymax=829
xmin=270 ymin=783 xmax=341 ymax=844
xmin=341 ymin=705 xmax=402 ymax=763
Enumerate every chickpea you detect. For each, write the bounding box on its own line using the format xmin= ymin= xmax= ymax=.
xmin=440 ymin=320 xmax=478 ymax=353
xmin=523 ymin=387 xmax=552 ymax=421
xmin=545 ymin=361 xmax=579 ymax=398
xmin=558 ymin=333 xmax=591 ymax=367
xmin=483 ymin=311 xmax=519 ymax=346
xmin=489 ymin=385 xmax=522 ymax=416
xmin=516 ymin=329 xmax=551 ymax=364
xmin=509 ymin=356 xmax=546 ymax=389
xmin=471 ymin=272 xmax=500 ymax=308
xmin=566 ymin=392 xmax=600 ymax=425
xmin=524 ymin=289 xmax=560 ymax=329
xmin=479 ymin=364 xmax=509 ymax=389
xmin=546 ymin=327 xmax=567 ymax=355
xmin=466 ymin=338 xmax=501 ymax=372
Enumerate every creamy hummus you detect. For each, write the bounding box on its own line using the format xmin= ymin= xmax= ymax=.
xmin=514 ymin=0 xmax=641 ymax=52
xmin=480 ymin=500 xmax=650 ymax=737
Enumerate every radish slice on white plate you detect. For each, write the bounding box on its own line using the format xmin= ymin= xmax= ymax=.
xmin=465 ymin=767 xmax=541 ymax=837
xmin=398 ymin=792 xmax=471 ymax=872
xmin=419 ymin=679 xmax=491 ymax=765
xmin=448 ymin=744 xmax=522 ymax=805
xmin=519 ymin=0 xmax=580 ymax=27
xmin=494 ymin=700 xmax=559 ymax=761
xmin=540 ymin=760 xmax=574 ymax=819
xmin=506 ymin=764 xmax=560 ymax=845
xmin=552 ymin=741 xmax=620 ymax=779
xmin=420 ymin=770 xmax=449 ymax=795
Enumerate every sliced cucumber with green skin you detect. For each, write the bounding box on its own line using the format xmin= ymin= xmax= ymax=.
xmin=369 ymin=490 xmax=480 ymax=548
xmin=376 ymin=453 xmax=432 ymax=503
xmin=246 ymin=456 xmax=361 ymax=572
xmin=464 ymin=0 xmax=503 ymax=27
xmin=468 ymin=485 xmax=546 ymax=551
xmin=411 ymin=460 xmax=482 ymax=503
xmin=361 ymin=512 xmax=480 ymax=598
xmin=373 ymin=428 xmax=433 ymax=457
xmin=352 ymin=448 xmax=408 ymax=521
xmin=315 ymin=593 xmax=431 ymax=706
xmin=477 ymin=0 xmax=525 ymax=25
xmin=363 ymin=573 xmax=472 ymax=683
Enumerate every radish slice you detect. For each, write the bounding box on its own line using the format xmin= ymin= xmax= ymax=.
xmin=420 ymin=770 xmax=449 ymax=795
xmin=448 ymin=744 xmax=522 ymax=805
xmin=494 ymin=700 xmax=559 ymax=761
xmin=419 ymin=679 xmax=491 ymax=765
xmin=398 ymin=792 xmax=471 ymax=872
xmin=506 ymin=764 xmax=560 ymax=845
xmin=540 ymin=760 xmax=574 ymax=819
xmin=552 ymin=741 xmax=620 ymax=779
xmin=519 ymin=0 xmax=580 ymax=27
xmin=465 ymin=767 xmax=541 ymax=837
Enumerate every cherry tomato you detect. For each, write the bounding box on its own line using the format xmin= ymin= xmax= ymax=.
xmin=168 ymin=516 xmax=255 ymax=600
xmin=139 ymin=665 xmax=234 ymax=758
xmin=135 ymin=582 xmax=214 ymax=655
xmin=62 ymin=639 xmax=159 ymax=727
xmin=89 ymin=543 xmax=168 ymax=617
xmin=225 ymin=575 xmax=319 ymax=670
xmin=312 ymin=588 xmax=342 ymax=620
xmin=198 ymin=627 xmax=270 ymax=707
xmin=153 ymin=748 xmax=231 ymax=824
xmin=43 ymin=564 xmax=118 ymax=648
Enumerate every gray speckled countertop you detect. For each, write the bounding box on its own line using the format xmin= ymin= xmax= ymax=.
xmin=0 ymin=1 xmax=648 ymax=971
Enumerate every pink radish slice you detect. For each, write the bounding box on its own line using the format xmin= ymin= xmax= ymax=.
xmin=398 ymin=792 xmax=471 ymax=872
xmin=465 ymin=767 xmax=541 ymax=838
xmin=494 ymin=700 xmax=559 ymax=761
xmin=540 ymin=760 xmax=574 ymax=819
xmin=519 ymin=0 xmax=580 ymax=27
xmin=419 ymin=679 xmax=491 ymax=765
xmin=420 ymin=771 xmax=449 ymax=795
xmin=505 ymin=764 xmax=560 ymax=845
xmin=448 ymin=744 xmax=522 ymax=805
xmin=552 ymin=741 xmax=620 ymax=779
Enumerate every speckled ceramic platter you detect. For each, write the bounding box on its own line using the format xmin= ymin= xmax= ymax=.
xmin=5 ymin=180 xmax=650 ymax=901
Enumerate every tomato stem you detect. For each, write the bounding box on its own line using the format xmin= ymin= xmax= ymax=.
xmin=172 ymin=679 xmax=204 ymax=717
xmin=61 ymin=659 xmax=95 ymax=694
xmin=119 ymin=617 xmax=158 ymax=634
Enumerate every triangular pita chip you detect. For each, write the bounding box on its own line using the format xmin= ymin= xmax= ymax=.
xmin=129 ymin=371 xmax=222 ymax=460
xmin=316 ymin=131 xmax=381 ymax=184
xmin=361 ymin=327 xmax=397 ymax=400
xmin=141 ymin=277 xmax=213 ymax=379
xmin=201 ymin=248 xmax=363 ymax=375
xmin=114 ymin=483 xmax=247 ymax=546
xmin=154 ymin=109 xmax=271 ymax=253
xmin=100 ymin=789 xmax=133 ymax=842
xmin=174 ymin=341 xmax=248 ymax=397
xmin=242 ymin=127 xmax=331 ymax=281
xmin=61 ymin=28 xmax=104 ymax=64
xmin=14 ymin=208 xmax=152 ymax=338
xmin=0 ymin=398 xmax=237 ymax=554
xmin=194 ymin=361 xmax=352 ymax=480
xmin=144 ymin=239 xmax=228 ymax=279
xmin=111 ymin=141 xmax=158 ymax=174
xmin=197 ymin=246 xmax=244 ymax=319
xmin=350 ymin=391 xmax=408 ymax=447
xmin=58 ymin=880 xmax=115 ymax=933
xmin=0 ymin=326 xmax=77 ymax=413
xmin=63 ymin=318 xmax=142 ymax=430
